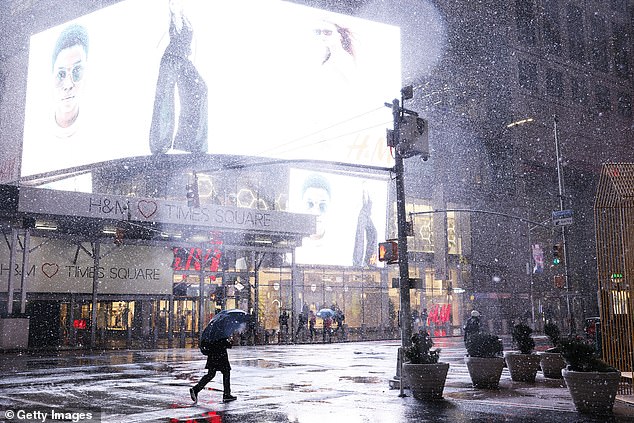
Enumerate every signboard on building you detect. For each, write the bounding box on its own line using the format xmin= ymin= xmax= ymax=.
xmin=0 ymin=237 xmax=173 ymax=294
xmin=18 ymin=187 xmax=316 ymax=235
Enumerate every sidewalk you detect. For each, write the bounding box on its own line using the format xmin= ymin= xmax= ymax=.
xmin=1 ymin=338 xmax=633 ymax=422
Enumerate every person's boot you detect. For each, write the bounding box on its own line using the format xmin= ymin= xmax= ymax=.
xmin=189 ymin=387 xmax=198 ymax=404
xmin=223 ymin=393 xmax=237 ymax=402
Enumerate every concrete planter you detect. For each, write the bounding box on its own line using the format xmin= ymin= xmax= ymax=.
xmin=0 ymin=317 xmax=30 ymax=350
xmin=539 ymin=352 xmax=566 ymax=379
xmin=402 ymin=362 xmax=450 ymax=400
xmin=504 ymin=351 xmax=541 ymax=382
xmin=562 ymin=369 xmax=621 ymax=415
xmin=465 ymin=356 xmax=505 ymax=388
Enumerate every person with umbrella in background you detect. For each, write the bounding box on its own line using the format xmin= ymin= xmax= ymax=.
xmin=317 ymin=308 xmax=335 ymax=343
xmin=190 ymin=309 xmax=248 ymax=403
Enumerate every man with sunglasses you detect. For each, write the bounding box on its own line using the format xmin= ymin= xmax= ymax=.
xmin=51 ymin=24 xmax=88 ymax=137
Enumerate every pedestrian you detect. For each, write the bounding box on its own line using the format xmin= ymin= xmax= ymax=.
xmin=420 ymin=308 xmax=428 ymax=333
xmin=334 ymin=309 xmax=345 ymax=339
xmin=190 ymin=337 xmax=237 ymax=404
xmin=279 ymin=310 xmax=289 ymax=333
xmin=463 ymin=310 xmax=481 ymax=344
xmin=308 ymin=310 xmax=316 ymax=341
xmin=323 ymin=316 xmax=333 ymax=343
xmin=296 ymin=310 xmax=307 ymax=340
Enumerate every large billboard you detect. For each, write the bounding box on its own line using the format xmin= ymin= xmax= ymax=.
xmin=288 ymin=168 xmax=388 ymax=267
xmin=21 ymin=0 xmax=401 ymax=177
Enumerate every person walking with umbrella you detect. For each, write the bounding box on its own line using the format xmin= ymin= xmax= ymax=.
xmin=190 ymin=337 xmax=236 ymax=403
xmin=190 ymin=309 xmax=247 ymax=403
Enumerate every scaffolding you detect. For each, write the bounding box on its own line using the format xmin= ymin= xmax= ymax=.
xmin=594 ymin=163 xmax=634 ymax=394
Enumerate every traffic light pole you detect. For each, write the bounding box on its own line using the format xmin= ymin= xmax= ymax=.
xmin=391 ymin=97 xmax=412 ymax=350
xmin=553 ymin=115 xmax=572 ymax=333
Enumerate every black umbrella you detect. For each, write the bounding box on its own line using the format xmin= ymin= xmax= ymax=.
xmin=201 ymin=309 xmax=249 ymax=343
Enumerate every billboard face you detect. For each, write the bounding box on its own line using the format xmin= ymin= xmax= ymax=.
xmin=21 ymin=0 xmax=401 ymax=177
xmin=288 ymin=168 xmax=388 ymax=267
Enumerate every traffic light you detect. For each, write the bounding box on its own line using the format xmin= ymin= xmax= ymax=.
xmin=186 ymin=182 xmax=200 ymax=208
xmin=378 ymin=240 xmax=398 ymax=264
xmin=397 ymin=115 xmax=429 ymax=160
xmin=552 ymin=243 xmax=563 ymax=265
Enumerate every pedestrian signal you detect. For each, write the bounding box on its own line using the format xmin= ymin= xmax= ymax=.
xmin=378 ymin=241 xmax=398 ymax=264
xmin=554 ymin=274 xmax=565 ymax=288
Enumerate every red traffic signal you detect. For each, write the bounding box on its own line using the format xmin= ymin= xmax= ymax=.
xmin=378 ymin=241 xmax=398 ymax=263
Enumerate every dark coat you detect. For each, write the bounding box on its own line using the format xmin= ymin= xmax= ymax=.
xmin=204 ymin=338 xmax=232 ymax=373
xmin=463 ymin=316 xmax=481 ymax=342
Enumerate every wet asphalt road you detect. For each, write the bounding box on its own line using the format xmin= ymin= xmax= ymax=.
xmin=1 ymin=337 xmax=634 ymax=422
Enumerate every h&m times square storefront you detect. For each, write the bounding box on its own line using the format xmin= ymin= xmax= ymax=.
xmin=0 ymin=174 xmax=471 ymax=350
xmin=1 ymin=0 xmax=471 ymax=349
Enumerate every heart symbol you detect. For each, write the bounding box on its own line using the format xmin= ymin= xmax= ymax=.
xmin=42 ymin=263 xmax=59 ymax=278
xmin=137 ymin=200 xmax=158 ymax=219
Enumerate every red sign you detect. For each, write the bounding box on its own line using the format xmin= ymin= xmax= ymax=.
xmin=73 ymin=319 xmax=87 ymax=330
xmin=172 ymin=243 xmax=223 ymax=272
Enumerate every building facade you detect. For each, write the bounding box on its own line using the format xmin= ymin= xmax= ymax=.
xmin=0 ymin=0 xmax=632 ymax=349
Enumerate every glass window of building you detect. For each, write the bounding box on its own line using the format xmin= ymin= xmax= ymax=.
xmin=566 ymin=4 xmax=585 ymax=65
xmin=595 ymin=85 xmax=611 ymax=113
xmin=545 ymin=68 xmax=564 ymax=98
xmin=617 ymin=93 xmax=632 ymax=118
xmin=515 ymin=0 xmax=537 ymax=45
xmin=612 ymin=24 xmax=630 ymax=79
xmin=518 ymin=59 xmax=539 ymax=93
xmin=570 ymin=76 xmax=588 ymax=105
xmin=610 ymin=0 xmax=627 ymax=14
xmin=542 ymin=0 xmax=562 ymax=55
xmin=590 ymin=15 xmax=609 ymax=73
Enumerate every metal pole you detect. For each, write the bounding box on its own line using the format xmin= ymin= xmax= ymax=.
xmin=199 ymin=243 xmax=206 ymax=339
xmin=553 ymin=115 xmax=572 ymax=331
xmin=392 ymin=97 xmax=412 ymax=398
xmin=526 ymin=222 xmax=535 ymax=327
xmin=90 ymin=240 xmax=100 ymax=348
xmin=19 ymin=229 xmax=30 ymax=314
xmin=6 ymin=228 xmax=18 ymax=315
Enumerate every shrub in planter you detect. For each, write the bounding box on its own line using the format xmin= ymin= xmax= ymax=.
xmin=403 ymin=331 xmax=440 ymax=364
xmin=559 ymin=337 xmax=620 ymax=415
xmin=540 ymin=322 xmax=565 ymax=379
xmin=465 ymin=332 xmax=505 ymax=388
xmin=402 ymin=332 xmax=449 ymax=400
xmin=504 ymin=322 xmax=541 ymax=382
